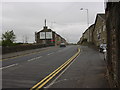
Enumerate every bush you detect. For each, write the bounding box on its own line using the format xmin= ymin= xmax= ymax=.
xmin=2 ymin=30 xmax=16 ymax=47
xmin=2 ymin=40 xmax=13 ymax=46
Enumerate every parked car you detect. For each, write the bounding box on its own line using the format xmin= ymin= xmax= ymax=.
xmin=60 ymin=43 xmax=66 ymax=47
xmin=99 ymin=43 xmax=107 ymax=53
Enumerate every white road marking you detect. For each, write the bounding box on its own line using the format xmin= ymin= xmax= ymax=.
xmin=1 ymin=56 xmax=43 ymax=69
xmin=0 ymin=63 xmax=18 ymax=70
xmin=28 ymin=56 xmax=42 ymax=62
xmin=47 ymin=52 xmax=54 ymax=56
xmin=44 ymin=53 xmax=80 ymax=88
xmin=28 ymin=59 xmax=34 ymax=62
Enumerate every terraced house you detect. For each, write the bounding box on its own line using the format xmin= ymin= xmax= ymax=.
xmin=78 ymin=13 xmax=107 ymax=47
xmin=78 ymin=24 xmax=95 ymax=44
xmin=93 ymin=14 xmax=107 ymax=47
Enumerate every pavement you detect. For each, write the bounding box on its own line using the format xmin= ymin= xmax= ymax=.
xmin=45 ymin=45 xmax=109 ymax=88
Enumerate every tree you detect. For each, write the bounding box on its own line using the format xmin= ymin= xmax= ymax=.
xmin=2 ymin=30 xmax=16 ymax=46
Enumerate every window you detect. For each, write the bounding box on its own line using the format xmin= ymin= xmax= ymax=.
xmin=99 ymin=28 xmax=102 ymax=33
xmin=103 ymin=25 xmax=106 ymax=31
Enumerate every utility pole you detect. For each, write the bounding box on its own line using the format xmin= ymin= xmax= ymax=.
xmin=80 ymin=8 xmax=90 ymax=42
xmin=45 ymin=19 xmax=46 ymax=27
xmin=44 ymin=19 xmax=47 ymax=45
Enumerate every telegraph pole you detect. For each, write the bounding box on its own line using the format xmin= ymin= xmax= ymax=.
xmin=45 ymin=19 xmax=46 ymax=27
xmin=80 ymin=8 xmax=90 ymax=42
xmin=45 ymin=19 xmax=47 ymax=45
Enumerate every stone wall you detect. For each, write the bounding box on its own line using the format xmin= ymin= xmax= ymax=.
xmin=106 ymin=2 xmax=120 ymax=87
xmin=2 ymin=44 xmax=51 ymax=54
xmin=93 ymin=14 xmax=106 ymax=47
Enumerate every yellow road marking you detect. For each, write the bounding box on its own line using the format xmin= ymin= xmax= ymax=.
xmin=0 ymin=47 xmax=55 ymax=61
xmin=30 ymin=48 xmax=80 ymax=90
xmin=31 ymin=54 xmax=73 ymax=89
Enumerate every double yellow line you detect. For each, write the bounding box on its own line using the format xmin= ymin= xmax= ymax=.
xmin=30 ymin=48 xmax=80 ymax=90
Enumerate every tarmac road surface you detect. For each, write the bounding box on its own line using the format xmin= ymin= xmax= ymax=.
xmin=1 ymin=45 xmax=109 ymax=89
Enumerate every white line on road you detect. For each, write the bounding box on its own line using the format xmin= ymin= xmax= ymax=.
xmin=47 ymin=52 xmax=54 ymax=56
xmin=44 ymin=53 xmax=80 ymax=88
xmin=27 ymin=56 xmax=42 ymax=62
xmin=0 ymin=63 xmax=18 ymax=70
xmin=28 ymin=59 xmax=34 ymax=62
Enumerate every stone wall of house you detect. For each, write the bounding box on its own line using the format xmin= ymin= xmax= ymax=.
xmin=79 ymin=14 xmax=107 ymax=47
xmin=106 ymin=2 xmax=120 ymax=87
xmin=93 ymin=14 xmax=106 ymax=47
xmin=78 ymin=24 xmax=94 ymax=44
xmin=35 ymin=26 xmax=67 ymax=46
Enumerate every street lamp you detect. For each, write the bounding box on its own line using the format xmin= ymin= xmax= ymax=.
xmin=80 ymin=8 xmax=90 ymax=42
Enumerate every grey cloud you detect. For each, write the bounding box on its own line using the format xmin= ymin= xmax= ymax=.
xmin=2 ymin=2 xmax=105 ymax=43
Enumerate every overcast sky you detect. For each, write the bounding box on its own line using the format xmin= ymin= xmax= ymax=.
xmin=1 ymin=1 xmax=105 ymax=43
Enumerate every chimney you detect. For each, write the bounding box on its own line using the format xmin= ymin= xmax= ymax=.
xmin=44 ymin=19 xmax=47 ymax=29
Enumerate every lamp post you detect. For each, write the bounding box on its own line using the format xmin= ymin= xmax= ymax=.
xmin=80 ymin=8 xmax=90 ymax=42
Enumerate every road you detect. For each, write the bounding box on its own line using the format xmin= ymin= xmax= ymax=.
xmin=2 ymin=45 xmax=79 ymax=88
xmin=1 ymin=45 xmax=109 ymax=89
xmin=46 ymin=46 xmax=109 ymax=88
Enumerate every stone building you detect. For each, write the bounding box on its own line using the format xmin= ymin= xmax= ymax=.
xmin=78 ymin=24 xmax=94 ymax=44
xmin=88 ymin=24 xmax=95 ymax=42
xmin=93 ymin=14 xmax=107 ymax=47
xmin=55 ymin=33 xmax=66 ymax=46
xmin=78 ymin=14 xmax=107 ymax=47
xmin=105 ymin=1 xmax=120 ymax=88
xmin=35 ymin=20 xmax=67 ymax=46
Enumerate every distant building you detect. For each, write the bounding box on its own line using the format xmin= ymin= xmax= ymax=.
xmin=78 ymin=14 xmax=107 ymax=47
xmin=35 ymin=20 xmax=67 ymax=46
xmin=78 ymin=24 xmax=94 ymax=44
xmin=93 ymin=14 xmax=107 ymax=47
xmin=84 ymin=24 xmax=95 ymax=43
xmin=55 ymin=33 xmax=66 ymax=46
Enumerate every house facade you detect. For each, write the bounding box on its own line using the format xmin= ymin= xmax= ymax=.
xmin=93 ymin=14 xmax=107 ymax=47
xmin=78 ymin=24 xmax=94 ymax=44
xmin=35 ymin=20 xmax=67 ymax=46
